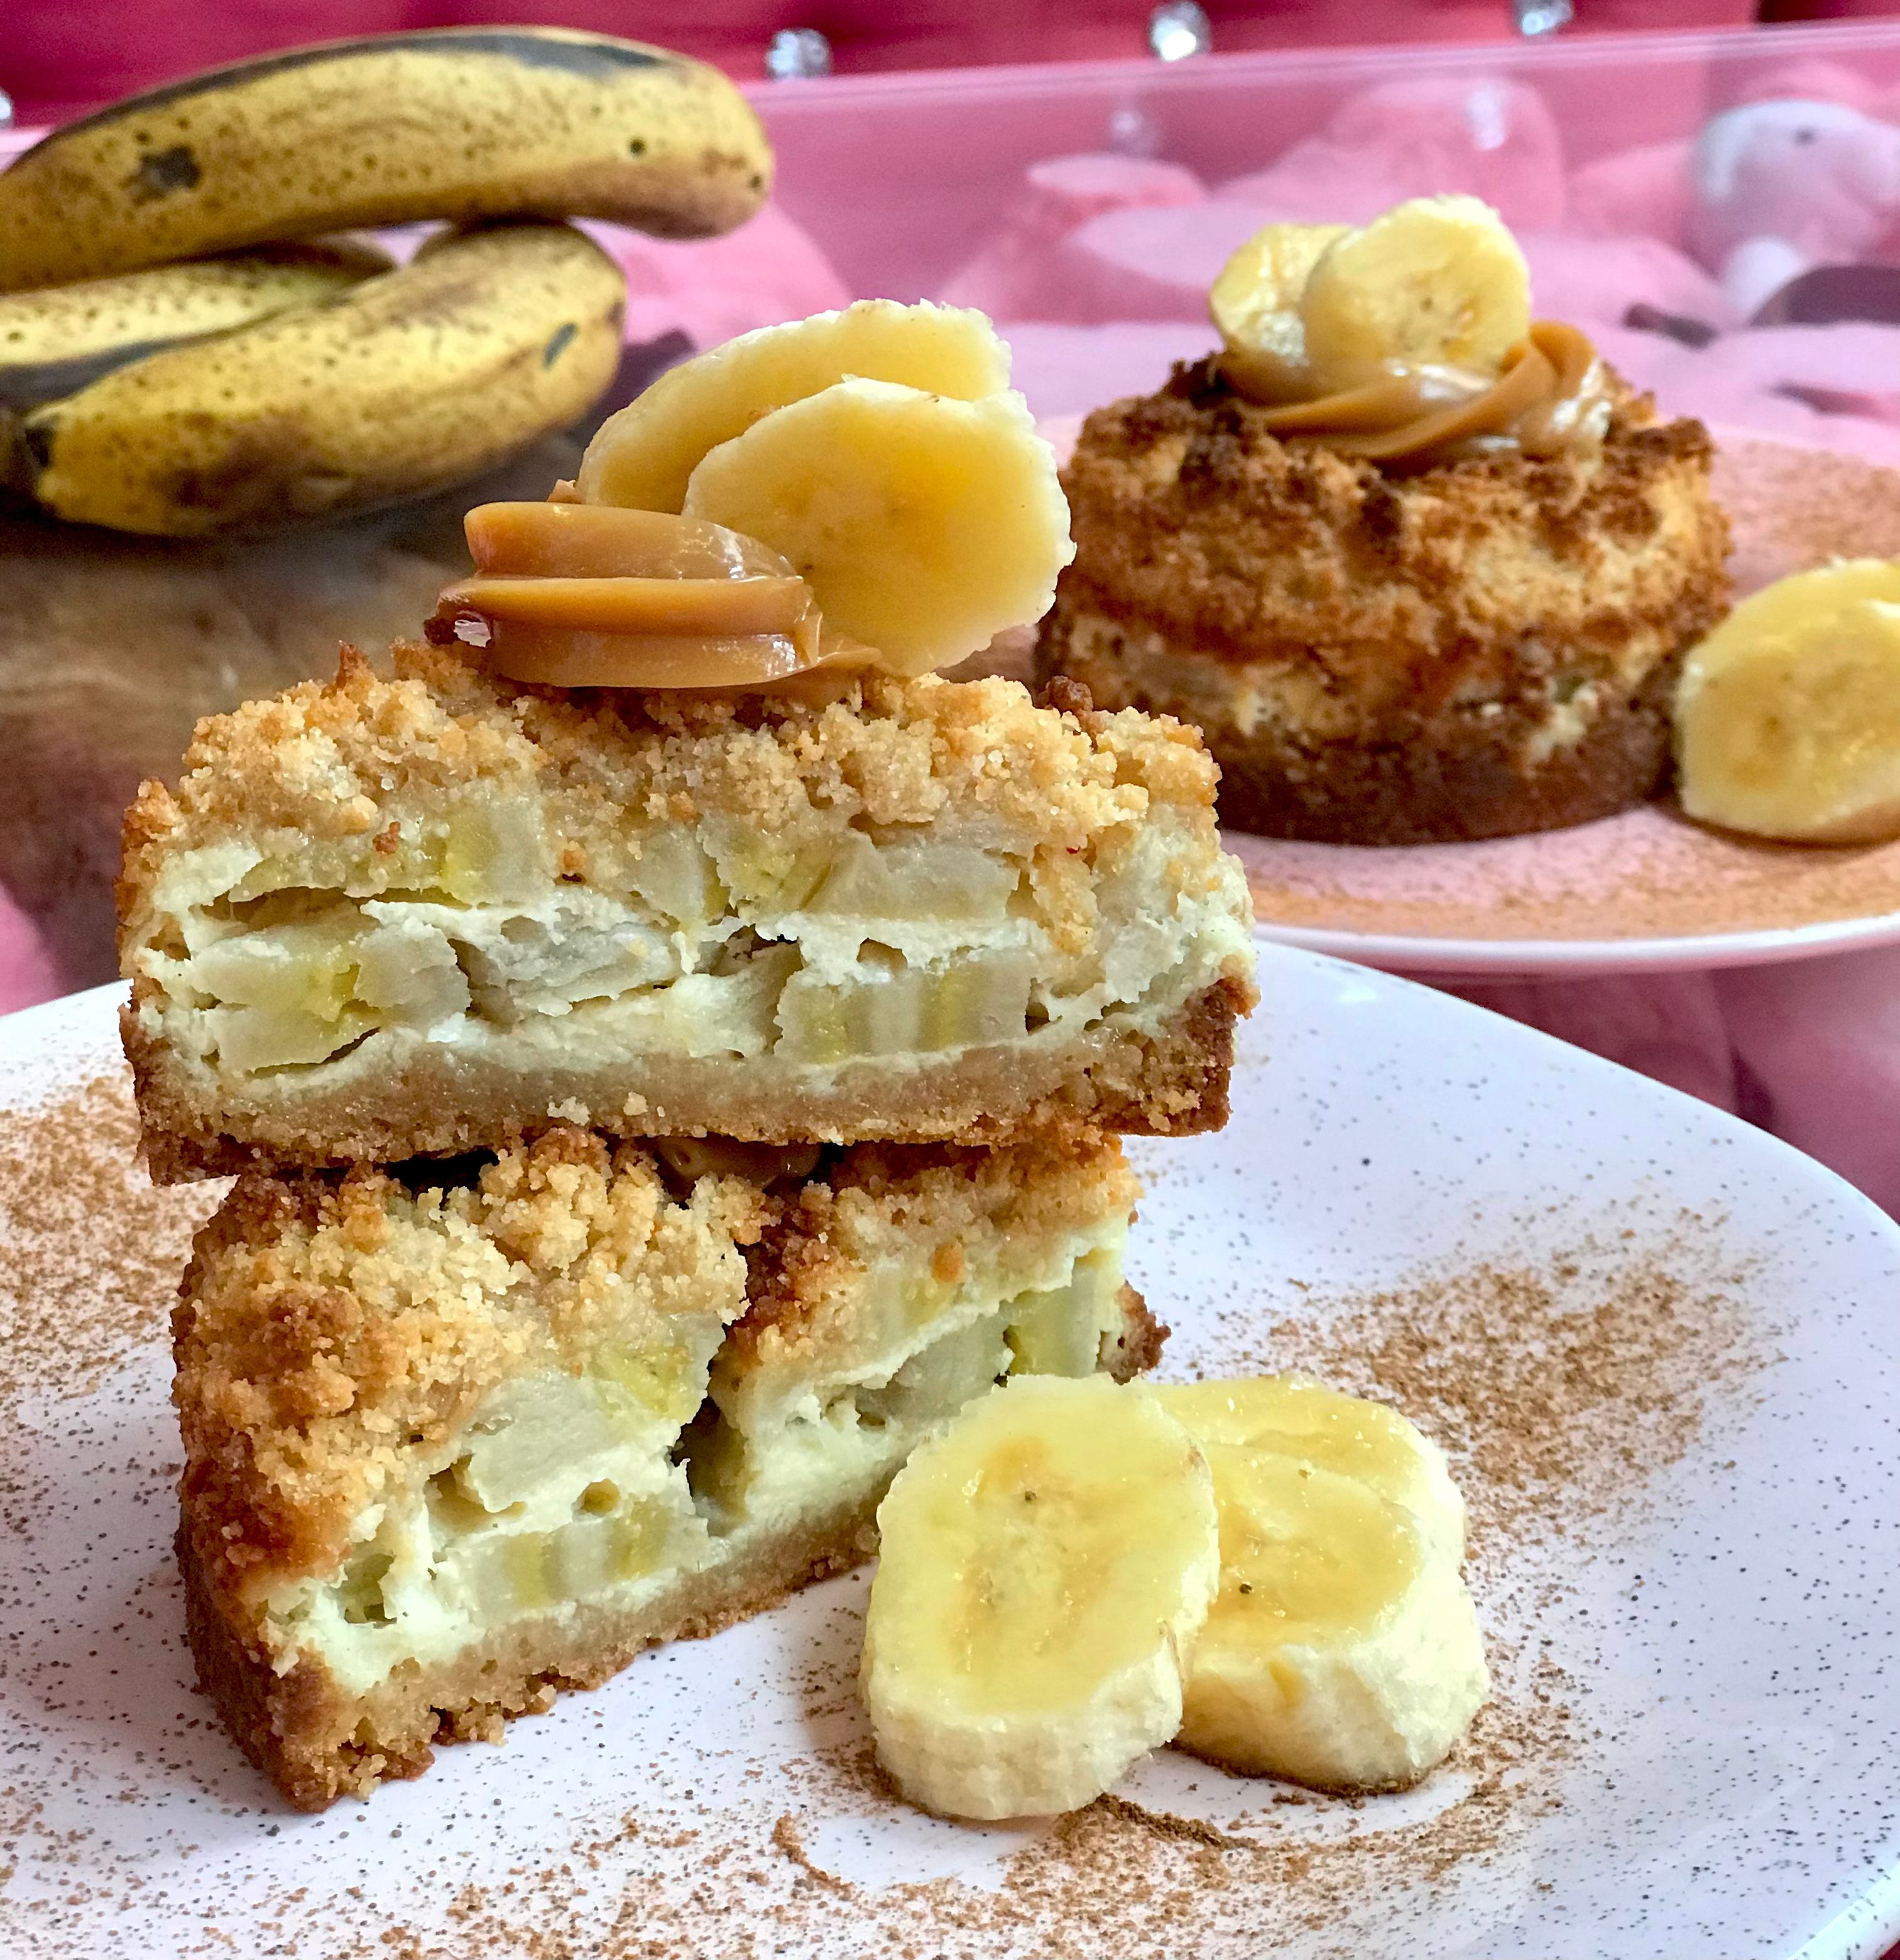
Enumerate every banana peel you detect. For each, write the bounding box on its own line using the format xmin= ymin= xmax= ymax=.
xmin=5 ymin=222 xmax=625 ymax=537
xmin=0 ymin=28 xmax=770 ymax=291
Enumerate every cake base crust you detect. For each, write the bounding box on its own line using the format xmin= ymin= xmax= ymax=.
xmin=126 ymin=981 xmax=1249 ymax=1183
xmin=180 ymin=1289 xmax=1162 ymax=1810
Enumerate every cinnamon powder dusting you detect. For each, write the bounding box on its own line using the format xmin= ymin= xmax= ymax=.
xmin=226 ymin=1227 xmax=1762 ymax=1960
xmin=0 ymin=1072 xmax=219 ymax=1402
xmin=0 ymin=1067 xmax=1769 ymax=1959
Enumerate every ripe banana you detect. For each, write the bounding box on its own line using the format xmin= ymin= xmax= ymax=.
xmin=0 ymin=28 xmax=770 ymax=293
xmin=1209 ymin=222 xmax=1348 ymax=400
xmin=861 ymin=1375 xmax=1220 ymax=1821
xmin=1159 ymin=1376 xmax=1488 ymax=1793
xmin=577 ymin=299 xmax=1012 ymax=514
xmin=1297 ymin=195 xmax=1531 ymax=383
xmin=1675 ymin=559 xmax=1900 ymax=844
xmin=680 ymin=375 xmax=1073 ymax=677
xmin=0 ymin=240 xmax=390 ymax=411
xmin=6 ymin=222 xmax=624 ymax=536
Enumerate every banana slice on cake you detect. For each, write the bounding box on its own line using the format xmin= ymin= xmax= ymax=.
xmin=1297 ymin=194 xmax=1531 ymax=381
xmin=1159 ymin=1376 xmax=1488 ymax=1793
xmin=1209 ymin=222 xmax=1349 ymax=399
xmin=681 ymin=377 xmax=1073 ymax=675
xmin=861 ymin=1375 xmax=1220 ymax=1820
xmin=577 ymin=298 xmax=1010 ymax=514
xmin=1674 ymin=559 xmax=1900 ymax=844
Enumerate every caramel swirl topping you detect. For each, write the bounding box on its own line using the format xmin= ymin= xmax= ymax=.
xmin=1218 ymin=320 xmax=1610 ymax=471
xmin=429 ymin=501 xmax=874 ymax=691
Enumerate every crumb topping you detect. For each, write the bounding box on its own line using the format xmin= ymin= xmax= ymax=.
xmin=120 ymin=645 xmax=1225 ymax=945
xmin=726 ymin=1135 xmax=1137 ymax=1377
xmin=174 ymin=1127 xmax=764 ymax=1608
xmin=1055 ymin=359 xmax=1730 ymax=706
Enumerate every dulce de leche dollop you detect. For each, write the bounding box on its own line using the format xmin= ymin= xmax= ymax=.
xmin=1218 ymin=320 xmax=1611 ymax=471
xmin=429 ymin=502 xmax=871 ymax=690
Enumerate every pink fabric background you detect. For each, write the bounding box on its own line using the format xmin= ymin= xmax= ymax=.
xmin=1453 ymin=953 xmax=1900 ymax=1214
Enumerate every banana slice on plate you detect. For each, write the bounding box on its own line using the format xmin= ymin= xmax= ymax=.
xmin=861 ymin=1375 xmax=1220 ymax=1821
xmin=681 ymin=377 xmax=1073 ymax=676
xmin=1675 ymin=559 xmax=1900 ymax=845
xmin=1156 ymin=1376 xmax=1465 ymax=1565
xmin=578 ymin=298 xmax=1010 ymax=514
xmin=1160 ymin=1376 xmax=1488 ymax=1793
xmin=1209 ymin=222 xmax=1348 ymax=398
xmin=1172 ymin=1448 xmax=1489 ymax=1792
xmin=1298 ymin=194 xmax=1531 ymax=382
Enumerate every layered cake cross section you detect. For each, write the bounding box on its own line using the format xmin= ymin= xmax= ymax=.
xmin=120 ymin=643 xmax=1257 ymax=1180
xmin=175 ymin=1124 xmax=1157 ymax=1808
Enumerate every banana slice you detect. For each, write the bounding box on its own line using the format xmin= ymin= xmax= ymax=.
xmin=1298 ymin=194 xmax=1531 ymax=383
xmin=577 ymin=299 xmax=1011 ymax=514
xmin=1675 ymin=560 xmax=1900 ymax=844
xmin=1156 ymin=1376 xmax=1465 ymax=1564
xmin=681 ymin=378 xmax=1073 ymax=676
xmin=1173 ymin=1447 xmax=1488 ymax=1792
xmin=861 ymin=1375 xmax=1220 ymax=1821
xmin=1159 ymin=1376 xmax=1487 ymax=1792
xmin=1209 ymin=222 xmax=1349 ymax=399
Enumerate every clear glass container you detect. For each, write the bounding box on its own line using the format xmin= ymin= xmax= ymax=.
xmin=4 ymin=20 xmax=1900 ymax=999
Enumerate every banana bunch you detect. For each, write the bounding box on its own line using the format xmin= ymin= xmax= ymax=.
xmin=862 ymin=1371 xmax=1487 ymax=1819
xmin=1211 ymin=195 xmax=1531 ymax=399
xmin=0 ymin=29 xmax=772 ymax=536
xmin=1675 ymin=560 xmax=1900 ymax=844
xmin=574 ymin=300 xmax=1072 ymax=675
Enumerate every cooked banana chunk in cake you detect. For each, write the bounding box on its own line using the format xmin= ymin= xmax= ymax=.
xmin=119 ymin=643 xmax=1257 ymax=1180
xmin=174 ymin=1126 xmax=1157 ymax=1809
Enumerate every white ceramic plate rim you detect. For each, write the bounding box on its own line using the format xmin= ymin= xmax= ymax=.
xmin=1253 ymin=900 xmax=1900 ymax=977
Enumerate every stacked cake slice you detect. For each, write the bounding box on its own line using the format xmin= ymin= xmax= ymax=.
xmin=118 ymin=303 xmax=1257 ymax=1809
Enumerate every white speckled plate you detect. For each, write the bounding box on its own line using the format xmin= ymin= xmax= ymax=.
xmin=1 ymin=959 xmax=1897 ymax=1959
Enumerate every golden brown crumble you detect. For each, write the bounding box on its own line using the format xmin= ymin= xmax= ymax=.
xmin=175 ymin=1127 xmax=765 ymax=1611
xmin=119 ymin=641 xmax=1225 ymax=959
xmin=727 ymin=1135 xmax=1138 ymax=1377
xmin=1049 ymin=361 xmax=1728 ymax=708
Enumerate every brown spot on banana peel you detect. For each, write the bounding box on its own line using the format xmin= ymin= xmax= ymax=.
xmin=126 ymin=144 xmax=201 ymax=202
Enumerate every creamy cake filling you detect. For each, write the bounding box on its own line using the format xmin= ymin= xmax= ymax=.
xmin=134 ymin=808 xmax=1248 ymax=1082
xmin=263 ymin=1213 xmax=1130 ymax=1695
xmin=1059 ymin=610 xmax=1663 ymax=759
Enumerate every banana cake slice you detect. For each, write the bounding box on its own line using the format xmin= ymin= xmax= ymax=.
xmin=120 ymin=641 xmax=1257 ymax=1180
xmin=175 ymin=1123 xmax=1158 ymax=1809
